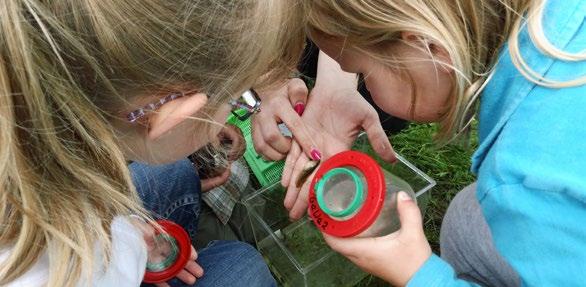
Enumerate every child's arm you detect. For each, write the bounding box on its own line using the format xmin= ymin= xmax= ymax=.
xmin=280 ymin=51 xmax=395 ymax=220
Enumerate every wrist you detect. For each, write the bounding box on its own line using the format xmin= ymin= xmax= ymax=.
xmin=390 ymin=246 xmax=432 ymax=286
xmin=315 ymin=51 xmax=358 ymax=91
xmin=310 ymin=81 xmax=359 ymax=102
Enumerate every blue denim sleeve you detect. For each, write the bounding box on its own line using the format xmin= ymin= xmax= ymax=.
xmin=407 ymin=255 xmax=479 ymax=287
xmin=129 ymin=159 xmax=202 ymax=242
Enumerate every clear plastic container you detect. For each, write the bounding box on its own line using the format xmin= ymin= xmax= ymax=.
xmin=243 ymin=134 xmax=436 ymax=286
xmin=308 ymin=151 xmax=418 ymax=238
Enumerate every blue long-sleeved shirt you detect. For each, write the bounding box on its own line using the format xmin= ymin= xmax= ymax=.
xmin=409 ymin=1 xmax=586 ymax=286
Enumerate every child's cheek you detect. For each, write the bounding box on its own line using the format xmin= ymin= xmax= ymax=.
xmin=364 ymin=72 xmax=413 ymax=121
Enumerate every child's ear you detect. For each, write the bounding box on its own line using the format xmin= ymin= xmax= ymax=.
xmin=401 ymin=32 xmax=453 ymax=73
xmin=147 ymin=93 xmax=208 ymax=140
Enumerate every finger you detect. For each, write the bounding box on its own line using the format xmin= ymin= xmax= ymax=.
xmin=323 ymin=233 xmax=376 ymax=258
xmin=281 ymin=141 xmax=301 ymax=187
xmin=259 ymin=116 xmax=291 ymax=155
xmin=395 ymin=191 xmax=422 ymax=238
xmin=252 ymin=118 xmax=285 ymax=161
xmin=221 ymin=125 xmax=245 ymax=160
xmin=287 ymin=78 xmax=309 ymax=115
xmin=361 ymin=112 xmax=396 ymax=163
xmin=200 ymin=167 xmax=231 ymax=191
xmin=257 ymin=139 xmax=285 ymax=161
xmin=283 ymin=154 xmax=309 ymax=211
xmin=175 ymin=269 xmax=197 ymax=285
xmin=251 ymin=115 xmax=269 ymax=155
xmin=185 ymin=260 xmax=205 ymax=278
xmin=190 ymin=245 xmax=197 ymax=261
xmin=218 ymin=125 xmax=233 ymax=143
xmin=288 ymin=170 xmax=313 ymax=220
xmin=284 ymin=182 xmax=299 ymax=213
xmin=278 ymin=106 xmax=320 ymax=160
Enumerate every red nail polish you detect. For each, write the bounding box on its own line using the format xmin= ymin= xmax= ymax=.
xmin=294 ymin=102 xmax=305 ymax=116
xmin=310 ymin=148 xmax=322 ymax=161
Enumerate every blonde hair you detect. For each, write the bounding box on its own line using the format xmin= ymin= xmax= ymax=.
xmin=0 ymin=0 xmax=304 ymax=286
xmin=303 ymin=0 xmax=586 ymax=140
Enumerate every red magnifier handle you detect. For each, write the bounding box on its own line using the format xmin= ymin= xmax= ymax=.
xmin=143 ymin=220 xmax=192 ymax=284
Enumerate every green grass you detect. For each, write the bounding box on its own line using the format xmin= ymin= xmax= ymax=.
xmin=355 ymin=123 xmax=478 ymax=286
xmin=391 ymin=123 xmax=478 ymax=251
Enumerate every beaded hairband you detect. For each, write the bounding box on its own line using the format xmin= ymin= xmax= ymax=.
xmin=126 ymin=92 xmax=184 ymax=123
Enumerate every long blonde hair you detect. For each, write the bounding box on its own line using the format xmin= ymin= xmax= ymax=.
xmin=303 ymin=0 xmax=586 ymax=140
xmin=0 ymin=0 xmax=304 ymax=286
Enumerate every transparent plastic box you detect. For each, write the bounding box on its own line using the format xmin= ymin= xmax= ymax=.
xmin=243 ymin=134 xmax=436 ymax=287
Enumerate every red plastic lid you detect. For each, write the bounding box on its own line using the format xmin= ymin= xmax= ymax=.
xmin=308 ymin=151 xmax=385 ymax=237
xmin=143 ymin=220 xmax=192 ymax=284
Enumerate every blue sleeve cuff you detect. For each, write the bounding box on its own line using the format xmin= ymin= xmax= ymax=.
xmin=407 ymin=254 xmax=478 ymax=287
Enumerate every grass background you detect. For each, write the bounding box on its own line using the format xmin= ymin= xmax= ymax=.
xmin=356 ymin=123 xmax=478 ymax=286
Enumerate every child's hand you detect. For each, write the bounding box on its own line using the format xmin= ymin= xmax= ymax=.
xmin=280 ymin=52 xmax=395 ymax=220
xmin=281 ymin=86 xmax=393 ymax=220
xmin=153 ymin=245 xmax=204 ymax=287
xmin=192 ymin=124 xmax=241 ymax=191
xmin=218 ymin=124 xmax=245 ymax=161
xmin=200 ymin=166 xmax=231 ymax=191
xmin=131 ymin=219 xmax=205 ymax=286
xmin=252 ymin=78 xmax=313 ymax=161
xmin=323 ymin=192 xmax=432 ymax=287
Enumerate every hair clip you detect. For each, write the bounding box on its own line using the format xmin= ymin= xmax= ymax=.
xmin=127 ymin=92 xmax=184 ymax=123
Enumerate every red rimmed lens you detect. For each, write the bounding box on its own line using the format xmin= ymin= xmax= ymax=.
xmin=143 ymin=220 xmax=191 ymax=284
xmin=308 ymin=151 xmax=386 ymax=237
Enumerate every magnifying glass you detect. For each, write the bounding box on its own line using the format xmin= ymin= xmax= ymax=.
xmin=143 ymin=220 xmax=192 ymax=284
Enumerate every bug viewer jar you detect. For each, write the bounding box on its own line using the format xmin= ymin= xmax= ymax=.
xmin=143 ymin=220 xmax=192 ymax=284
xmin=308 ymin=150 xmax=416 ymax=238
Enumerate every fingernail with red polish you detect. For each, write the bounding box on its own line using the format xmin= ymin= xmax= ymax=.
xmin=294 ymin=102 xmax=305 ymax=116
xmin=310 ymin=148 xmax=322 ymax=161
